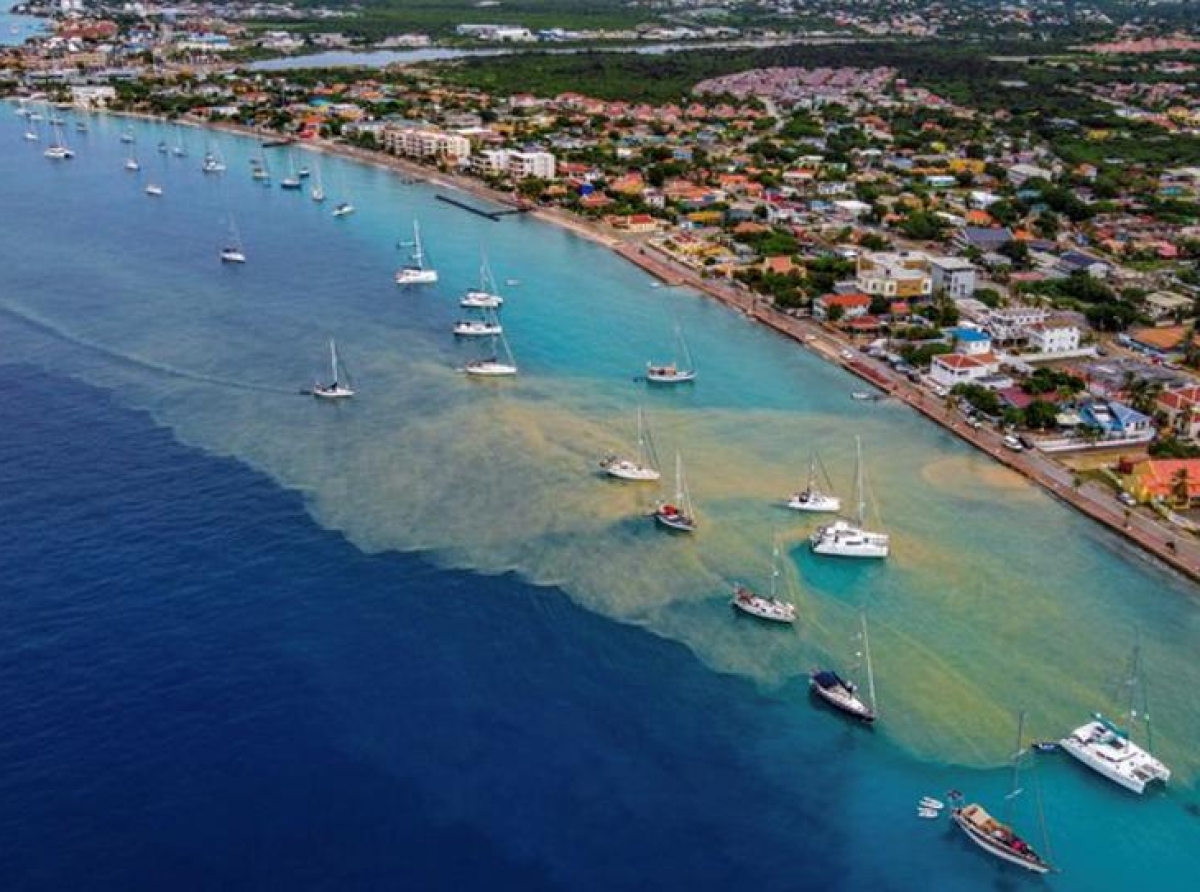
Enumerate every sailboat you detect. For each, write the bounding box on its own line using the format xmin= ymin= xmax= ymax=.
xmin=279 ymin=150 xmax=302 ymax=190
xmin=333 ymin=201 xmax=355 ymax=217
xmin=311 ymin=340 xmax=355 ymax=400
xmin=810 ymin=437 xmax=889 ymax=558
xmin=787 ymin=451 xmax=841 ymax=513
xmin=395 ymin=219 xmax=438 ymax=285
xmin=460 ymin=254 xmax=504 ymax=309
xmin=731 ymin=541 xmax=797 ymax=624
xmin=453 ymin=308 xmax=503 ymax=338
xmin=119 ymin=127 xmax=135 ymax=144
xmin=646 ymin=324 xmax=696 ymax=384
xmin=600 ymin=406 xmax=660 ymax=481
xmin=654 ymin=452 xmax=697 ymax=532
xmin=157 ymin=140 xmax=168 ymax=154
xmin=465 ymin=332 xmax=518 ymax=377
xmin=809 ymin=613 xmax=877 ymax=721
xmin=951 ymin=713 xmax=1055 ymax=875
xmin=310 ymin=156 xmax=326 ymax=202
xmin=42 ymin=115 xmax=73 ymax=159
xmin=220 ymin=215 xmax=246 ymax=264
xmin=202 ymin=148 xmax=226 ymax=174
xmin=124 ymin=153 xmax=140 ymax=171
xmin=171 ymin=123 xmax=187 ymax=157
xmin=23 ymin=119 xmax=38 ymax=140
xmin=1058 ymin=642 xmax=1170 ymax=794
xmin=252 ymin=148 xmax=271 ymax=183
xmin=145 ymin=183 xmax=163 ymax=197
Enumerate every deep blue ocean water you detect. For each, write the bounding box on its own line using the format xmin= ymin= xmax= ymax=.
xmin=2 ymin=107 xmax=1200 ymax=890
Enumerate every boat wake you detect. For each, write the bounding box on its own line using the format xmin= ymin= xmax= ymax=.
xmin=0 ymin=301 xmax=294 ymax=396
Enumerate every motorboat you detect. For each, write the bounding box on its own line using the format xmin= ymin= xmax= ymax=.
xmin=333 ymin=202 xmax=356 ymax=217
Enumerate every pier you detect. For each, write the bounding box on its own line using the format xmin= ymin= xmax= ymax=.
xmin=435 ymin=193 xmax=530 ymax=221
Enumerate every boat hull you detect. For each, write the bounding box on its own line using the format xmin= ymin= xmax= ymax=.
xmin=465 ymin=363 xmax=517 ymax=378
xmin=1057 ymin=724 xmax=1169 ymax=794
xmin=951 ymin=810 xmax=1051 ymax=874
xmin=808 ymin=674 xmax=876 ymax=723
xmin=787 ymin=492 xmax=841 ymax=513
xmin=654 ymin=511 xmax=695 ymax=533
xmin=396 ymin=270 xmax=439 ymax=285
xmin=601 ymin=460 xmax=660 ymax=482
xmin=646 ymin=370 xmax=696 ymax=384
xmin=810 ymin=522 xmax=889 ymax=558
xmin=731 ymin=590 xmax=795 ymax=624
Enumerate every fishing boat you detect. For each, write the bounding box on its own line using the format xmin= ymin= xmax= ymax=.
xmin=464 ymin=332 xmax=518 ymax=378
xmin=460 ymin=254 xmax=504 ymax=309
xmin=145 ymin=183 xmax=163 ymax=197
xmin=453 ymin=316 xmax=503 ymax=338
xmin=951 ymin=714 xmax=1055 ymax=875
xmin=646 ymin=324 xmax=696 ymax=384
xmin=810 ymin=437 xmax=889 ymax=558
xmin=600 ymin=407 xmax=660 ymax=482
xmin=730 ymin=543 xmax=796 ymax=624
xmin=787 ymin=451 xmax=841 ymax=513
xmin=395 ymin=219 xmax=438 ymax=284
xmin=809 ymin=613 xmax=877 ymax=722
xmin=653 ymin=453 xmax=697 ymax=533
xmin=220 ymin=215 xmax=246 ymax=264
xmin=1058 ymin=644 xmax=1170 ymax=794
xmin=332 ymin=202 xmax=355 ymax=218
xmin=311 ymin=340 xmax=355 ymax=400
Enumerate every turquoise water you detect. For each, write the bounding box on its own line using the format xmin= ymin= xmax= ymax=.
xmin=0 ymin=1 xmax=44 ymax=46
xmin=2 ymin=105 xmax=1199 ymax=887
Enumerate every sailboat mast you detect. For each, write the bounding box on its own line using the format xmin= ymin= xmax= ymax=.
xmin=862 ymin=613 xmax=877 ymax=716
xmin=1006 ymin=711 xmax=1027 ymax=826
xmin=770 ymin=543 xmax=780 ymax=599
xmin=854 ymin=436 xmax=866 ymax=527
xmin=413 ymin=220 xmax=424 ymax=268
xmin=329 ymin=340 xmax=338 ymax=384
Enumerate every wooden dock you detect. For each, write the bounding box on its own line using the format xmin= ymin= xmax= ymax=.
xmin=435 ymin=193 xmax=530 ymax=221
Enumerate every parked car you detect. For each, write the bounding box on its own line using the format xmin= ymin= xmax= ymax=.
xmin=1118 ymin=491 xmax=1136 ymax=507
xmin=1017 ymin=435 xmax=1036 ymax=450
xmin=967 ymin=416 xmax=983 ymax=430
xmin=1002 ymin=435 xmax=1024 ymax=452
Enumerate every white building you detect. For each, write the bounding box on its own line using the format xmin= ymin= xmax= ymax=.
xmin=70 ymin=85 xmax=116 ymax=108
xmin=855 ymin=250 xmax=932 ymax=299
xmin=929 ymin=256 xmax=977 ymax=300
xmin=384 ymin=126 xmax=472 ymax=163
xmin=930 ymin=352 xmax=999 ymax=389
xmin=983 ymin=305 xmax=1050 ymax=342
xmin=506 ymin=150 xmax=556 ymax=180
xmin=1026 ymin=321 xmax=1081 ymax=354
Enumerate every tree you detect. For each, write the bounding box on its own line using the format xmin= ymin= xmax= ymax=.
xmin=1023 ymin=400 xmax=1059 ymax=430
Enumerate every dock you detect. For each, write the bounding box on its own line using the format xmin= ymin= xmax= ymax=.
xmin=435 ymin=193 xmax=531 ymax=221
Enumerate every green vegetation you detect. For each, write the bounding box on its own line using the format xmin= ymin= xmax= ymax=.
xmin=952 ymin=383 xmax=1002 ymax=417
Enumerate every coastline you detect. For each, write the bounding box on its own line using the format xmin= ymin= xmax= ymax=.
xmin=79 ymin=108 xmax=1200 ymax=586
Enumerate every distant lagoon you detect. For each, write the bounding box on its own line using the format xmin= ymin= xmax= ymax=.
xmin=0 ymin=0 xmax=45 ymax=46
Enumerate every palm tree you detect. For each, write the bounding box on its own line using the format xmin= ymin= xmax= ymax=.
xmin=1123 ymin=373 xmax=1164 ymax=416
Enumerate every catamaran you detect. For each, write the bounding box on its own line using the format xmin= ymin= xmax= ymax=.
xmin=1058 ymin=644 xmax=1170 ymax=794
xmin=810 ymin=437 xmax=889 ymax=558
xmin=220 ymin=215 xmax=246 ymax=264
xmin=42 ymin=117 xmax=73 ymax=159
xmin=460 ymin=254 xmax=504 ymax=309
xmin=654 ymin=452 xmax=697 ymax=533
xmin=809 ymin=614 xmax=877 ymax=721
xmin=731 ymin=542 xmax=797 ymax=624
xmin=646 ymin=324 xmax=696 ymax=384
xmin=395 ymin=219 xmax=438 ymax=284
xmin=951 ymin=713 xmax=1055 ymax=875
xmin=600 ymin=406 xmax=660 ymax=482
xmin=465 ymin=332 xmax=518 ymax=377
xmin=787 ymin=451 xmax=841 ymax=513
xmin=311 ymin=340 xmax=355 ymax=400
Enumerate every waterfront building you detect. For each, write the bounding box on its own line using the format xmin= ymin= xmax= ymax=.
xmin=1128 ymin=457 xmax=1200 ymax=505
xmin=814 ymin=292 xmax=871 ymax=321
xmin=929 ymin=256 xmax=977 ymax=299
xmin=384 ymin=126 xmax=472 ymax=163
xmin=983 ymin=305 xmax=1051 ymax=343
xmin=930 ymin=352 xmax=1000 ymax=389
xmin=855 ymin=251 xmax=932 ymax=299
xmin=1026 ymin=321 xmax=1082 ymax=355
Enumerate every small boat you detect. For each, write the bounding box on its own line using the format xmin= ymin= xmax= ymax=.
xmin=787 ymin=451 xmax=841 ymax=513
xmin=730 ymin=543 xmax=796 ymax=625
xmin=600 ymin=407 xmax=660 ymax=482
xmin=119 ymin=129 xmax=135 ymax=144
xmin=950 ymin=715 xmax=1055 ymax=875
xmin=332 ymin=202 xmax=355 ymax=218
xmin=172 ymin=145 xmax=187 ymax=158
xmin=297 ymin=166 xmax=311 ymax=179
xmin=124 ymin=157 xmax=140 ymax=171
xmin=504 ymin=278 xmax=521 ymax=287
xmin=851 ymin=391 xmax=879 ymax=401
xmin=654 ymin=452 xmax=697 ymax=533
xmin=465 ymin=332 xmax=517 ymax=378
xmin=917 ymin=808 xmax=940 ymax=820
xmin=157 ymin=141 xmax=168 ymax=154
xmin=919 ymin=797 xmax=944 ymax=810
xmin=1032 ymin=741 xmax=1059 ymax=754
xmin=74 ymin=121 xmax=88 ymax=133
xmin=395 ymin=219 xmax=438 ymax=284
xmin=311 ymin=339 xmax=355 ymax=400
xmin=809 ymin=614 xmax=878 ymax=723
xmin=145 ymin=183 xmax=163 ymax=197
xmin=201 ymin=152 xmax=226 ymax=174
xmin=47 ymin=115 xmax=64 ymax=126
xmin=23 ymin=129 xmax=37 ymax=141
xmin=1058 ymin=644 xmax=1170 ymax=794
xmin=280 ymin=177 xmax=302 ymax=190
xmin=252 ymin=166 xmax=270 ymax=182
xmin=43 ymin=144 xmax=73 ymax=160
xmin=646 ymin=324 xmax=696 ymax=384
xmin=220 ymin=214 xmax=246 ymax=264
xmin=453 ymin=317 xmax=503 ymax=338
xmin=810 ymin=437 xmax=889 ymax=559
xmin=311 ymin=185 xmax=326 ymax=203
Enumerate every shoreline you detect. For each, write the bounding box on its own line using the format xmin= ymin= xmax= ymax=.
xmin=77 ymin=108 xmax=1200 ymax=585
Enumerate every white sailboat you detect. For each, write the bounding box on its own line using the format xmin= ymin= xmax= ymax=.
xmin=310 ymin=155 xmax=326 ymax=202
xmin=124 ymin=154 xmax=140 ymax=171
xmin=654 ymin=452 xmax=697 ymax=532
xmin=42 ymin=117 xmax=73 ymax=159
xmin=333 ymin=201 xmax=355 ymax=217
xmin=119 ymin=127 xmax=135 ymax=144
xmin=646 ymin=324 xmax=696 ymax=384
xmin=279 ymin=150 xmax=302 ymax=190
xmin=220 ymin=215 xmax=246 ymax=264
xmin=202 ymin=148 xmax=226 ymax=174
xmin=311 ymin=339 xmax=355 ymax=399
xmin=171 ymin=123 xmax=187 ymax=157
xmin=731 ymin=542 xmax=797 ymax=624
xmin=809 ymin=613 xmax=877 ymax=721
xmin=810 ymin=437 xmax=889 ymax=558
xmin=465 ymin=332 xmax=518 ymax=377
xmin=600 ymin=406 xmax=661 ymax=482
xmin=787 ymin=451 xmax=841 ymax=513
xmin=1058 ymin=643 xmax=1170 ymax=794
xmin=395 ymin=219 xmax=438 ymax=285
xmin=145 ymin=183 xmax=163 ymax=197
xmin=460 ymin=254 xmax=504 ymax=309
xmin=951 ymin=713 xmax=1055 ymax=875
xmin=453 ymin=309 xmax=503 ymax=338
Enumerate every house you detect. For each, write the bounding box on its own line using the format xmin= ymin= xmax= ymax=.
xmin=1076 ymin=400 xmax=1154 ymax=442
xmin=855 ymin=251 xmax=932 ymax=299
xmin=929 ymin=256 xmax=977 ymax=299
xmin=956 ymin=227 xmax=1014 ymax=252
xmin=983 ymin=305 xmax=1050 ymax=343
xmin=1156 ymin=386 xmax=1200 ymax=440
xmin=813 ymin=293 xmax=871 ymax=321
xmin=1026 ymin=321 xmax=1082 ymax=355
xmin=1126 ymin=325 xmax=1195 ymax=357
xmin=1143 ymin=291 xmax=1193 ymax=323
xmin=1056 ymin=250 xmax=1111 ymax=279
xmin=930 ymin=352 xmax=999 ymax=388
xmin=1007 ymin=163 xmax=1054 ymax=187
xmin=951 ymin=327 xmax=992 ymax=356
xmin=1127 ymin=458 xmax=1200 ymax=505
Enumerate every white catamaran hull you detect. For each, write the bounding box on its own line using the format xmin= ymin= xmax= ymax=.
xmin=811 ymin=521 xmax=889 ymax=558
xmin=465 ymin=362 xmax=517 ymax=377
xmin=396 ymin=269 xmax=438 ymax=285
xmin=1058 ymin=724 xmax=1170 ymax=794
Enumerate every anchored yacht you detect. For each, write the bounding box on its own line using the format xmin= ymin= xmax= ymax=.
xmin=1059 ymin=716 xmax=1170 ymax=794
xmin=811 ymin=437 xmax=889 ymax=558
xmin=600 ymin=407 xmax=660 ymax=482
